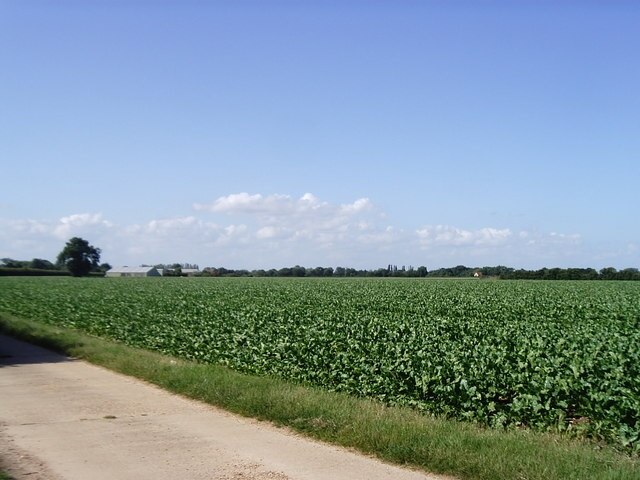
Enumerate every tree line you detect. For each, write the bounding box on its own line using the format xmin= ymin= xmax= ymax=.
xmin=422 ymin=265 xmax=640 ymax=281
xmin=200 ymin=264 xmax=431 ymax=278
xmin=200 ymin=264 xmax=640 ymax=280
xmin=2 ymin=236 xmax=638 ymax=280
xmin=498 ymin=266 xmax=640 ymax=281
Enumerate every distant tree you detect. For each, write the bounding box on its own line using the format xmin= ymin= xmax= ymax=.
xmin=292 ymin=265 xmax=306 ymax=277
xmin=618 ymin=268 xmax=640 ymax=281
xmin=56 ymin=237 xmax=101 ymax=277
xmin=1 ymin=258 xmax=29 ymax=268
xmin=169 ymin=264 xmax=183 ymax=276
xmin=371 ymin=268 xmax=389 ymax=277
xmin=98 ymin=263 xmax=112 ymax=273
xmin=309 ymin=266 xmax=324 ymax=277
xmin=30 ymin=258 xmax=56 ymax=270
xmin=278 ymin=267 xmax=292 ymax=276
xmin=599 ymin=267 xmax=618 ymax=280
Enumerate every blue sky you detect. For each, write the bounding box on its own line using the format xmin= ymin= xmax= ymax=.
xmin=1 ymin=1 xmax=638 ymax=270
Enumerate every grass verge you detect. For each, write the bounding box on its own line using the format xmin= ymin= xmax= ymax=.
xmin=1 ymin=313 xmax=638 ymax=480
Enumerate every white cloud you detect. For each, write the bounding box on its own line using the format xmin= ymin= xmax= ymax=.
xmin=194 ymin=193 xmax=296 ymax=215
xmin=7 ymin=219 xmax=50 ymax=235
xmin=53 ymin=213 xmax=112 ymax=239
xmin=357 ymin=226 xmax=402 ymax=245
xmin=0 ymin=214 xmax=114 ymax=261
xmin=256 ymin=226 xmax=281 ymax=239
xmin=411 ymin=225 xmax=589 ymax=269
xmin=416 ymin=225 xmax=512 ymax=247
xmin=194 ymin=193 xmax=377 ymax=247
xmin=0 ymin=193 xmax=617 ymax=269
xmin=549 ymin=232 xmax=581 ymax=243
xmin=195 ymin=192 xmax=371 ymax=222
xmin=523 ymin=232 xmax=581 ymax=247
xmin=130 ymin=216 xmax=209 ymax=237
xmin=339 ymin=197 xmax=372 ymax=215
xmin=123 ymin=217 xmax=247 ymax=250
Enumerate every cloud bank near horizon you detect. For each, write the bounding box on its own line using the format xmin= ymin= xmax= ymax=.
xmin=1 ymin=191 xmax=624 ymax=270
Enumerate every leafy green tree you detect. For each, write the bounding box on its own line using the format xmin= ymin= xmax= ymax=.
xmin=618 ymin=268 xmax=640 ymax=280
xmin=1 ymin=258 xmax=29 ymax=268
xmin=30 ymin=258 xmax=56 ymax=270
xmin=599 ymin=267 xmax=618 ymax=280
xmin=292 ymin=265 xmax=306 ymax=277
xmin=56 ymin=237 xmax=101 ymax=277
xmin=98 ymin=263 xmax=112 ymax=273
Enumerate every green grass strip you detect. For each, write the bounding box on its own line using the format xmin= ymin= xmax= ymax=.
xmin=1 ymin=314 xmax=638 ymax=480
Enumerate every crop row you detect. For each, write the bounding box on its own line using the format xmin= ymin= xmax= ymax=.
xmin=0 ymin=277 xmax=638 ymax=451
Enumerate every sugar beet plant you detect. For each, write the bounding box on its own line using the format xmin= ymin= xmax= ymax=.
xmin=1 ymin=277 xmax=638 ymax=451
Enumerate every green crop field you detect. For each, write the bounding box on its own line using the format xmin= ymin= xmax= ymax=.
xmin=1 ymin=276 xmax=638 ymax=452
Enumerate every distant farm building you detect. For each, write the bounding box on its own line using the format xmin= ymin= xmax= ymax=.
xmin=105 ymin=266 xmax=161 ymax=278
xmin=473 ymin=271 xmax=483 ymax=278
xmin=181 ymin=268 xmax=200 ymax=276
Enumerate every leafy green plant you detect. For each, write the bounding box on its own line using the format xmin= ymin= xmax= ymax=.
xmin=1 ymin=277 xmax=638 ymax=452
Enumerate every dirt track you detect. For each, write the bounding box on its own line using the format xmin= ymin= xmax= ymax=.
xmin=0 ymin=335 xmax=449 ymax=480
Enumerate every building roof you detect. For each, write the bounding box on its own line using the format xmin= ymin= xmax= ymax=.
xmin=107 ymin=266 xmax=159 ymax=274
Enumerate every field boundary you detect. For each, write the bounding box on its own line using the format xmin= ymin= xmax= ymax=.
xmin=1 ymin=313 xmax=637 ymax=480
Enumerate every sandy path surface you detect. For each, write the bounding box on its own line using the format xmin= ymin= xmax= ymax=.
xmin=0 ymin=335 xmax=449 ymax=480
